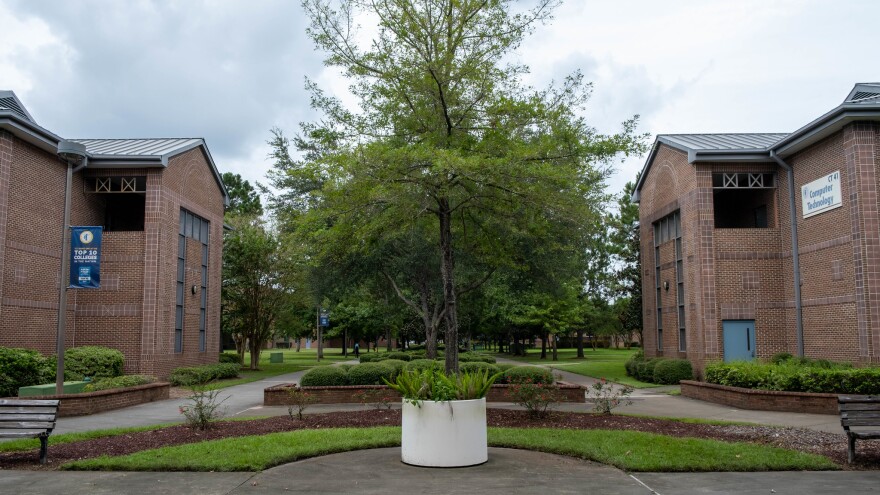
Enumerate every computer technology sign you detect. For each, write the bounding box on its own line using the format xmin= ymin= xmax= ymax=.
xmin=802 ymin=171 xmax=842 ymax=219
xmin=70 ymin=226 xmax=102 ymax=289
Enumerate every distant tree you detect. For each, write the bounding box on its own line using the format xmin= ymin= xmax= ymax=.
xmin=610 ymin=179 xmax=642 ymax=345
xmin=221 ymin=172 xmax=263 ymax=217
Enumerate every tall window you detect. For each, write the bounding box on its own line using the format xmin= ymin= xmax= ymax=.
xmin=177 ymin=209 xmax=210 ymax=353
xmin=653 ymin=211 xmax=684 ymax=351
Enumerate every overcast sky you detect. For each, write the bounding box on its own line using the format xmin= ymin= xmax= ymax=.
xmin=1 ymin=0 xmax=877 ymax=196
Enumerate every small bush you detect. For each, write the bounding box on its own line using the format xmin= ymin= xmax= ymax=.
xmin=379 ymin=359 xmax=407 ymax=378
xmin=169 ymin=363 xmax=240 ymax=386
xmin=459 ymin=362 xmax=501 ymax=376
xmin=219 ymin=353 xmax=242 ymax=365
xmin=383 ymin=352 xmax=412 ymax=362
xmin=347 ymin=362 xmax=396 ymax=385
xmin=180 ymin=387 xmax=228 ymax=430
xmin=459 ymin=353 xmax=496 ymax=364
xmin=403 ymin=358 xmax=442 ymax=374
xmin=358 ymin=353 xmax=381 ymax=363
xmin=770 ymin=352 xmax=793 ymax=365
xmin=503 ymin=366 xmax=554 ymax=385
xmin=83 ymin=375 xmax=156 ymax=392
xmin=299 ymin=366 xmax=349 ymax=387
xmin=635 ymin=359 xmax=660 ymax=383
xmin=495 ymin=363 xmax=517 ymax=372
xmin=64 ymin=346 xmax=124 ymax=380
xmin=287 ymin=387 xmax=316 ymax=420
xmin=652 ymin=359 xmax=693 ymax=385
xmin=0 ymin=347 xmax=54 ymax=397
xmin=508 ymin=379 xmax=561 ymax=418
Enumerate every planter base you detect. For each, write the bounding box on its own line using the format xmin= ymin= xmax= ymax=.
xmin=401 ymin=398 xmax=487 ymax=467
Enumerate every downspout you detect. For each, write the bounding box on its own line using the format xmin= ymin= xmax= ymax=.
xmin=770 ymin=150 xmax=805 ymax=357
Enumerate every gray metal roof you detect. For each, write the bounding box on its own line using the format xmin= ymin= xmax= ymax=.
xmin=659 ymin=133 xmax=787 ymax=152
xmin=845 ymin=83 xmax=880 ymax=103
xmin=72 ymin=138 xmax=204 ymax=157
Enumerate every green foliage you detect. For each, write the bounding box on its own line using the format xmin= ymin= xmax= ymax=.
xmin=458 ymin=353 xmax=496 ymax=364
xmin=219 ymin=353 xmax=242 ymax=365
xmin=358 ymin=353 xmax=381 ymax=363
xmin=347 ymin=362 xmax=396 ymax=385
xmin=495 ymin=363 xmax=518 ymax=372
xmin=0 ymin=347 xmax=54 ymax=397
xmin=221 ymin=172 xmax=263 ymax=217
xmin=636 ymin=359 xmax=659 ymax=383
xmin=704 ymin=360 xmax=879 ymax=394
xmin=382 ymin=352 xmax=411 ymax=362
xmin=587 ymin=379 xmax=634 ymax=414
xmin=508 ymin=378 xmax=562 ymax=418
xmin=503 ymin=366 xmax=554 ymax=385
xmin=403 ymin=359 xmax=442 ymax=374
xmin=384 ymin=369 xmax=500 ymax=403
xmin=459 ymin=362 xmax=501 ymax=376
xmin=652 ymin=359 xmax=693 ymax=385
xmin=770 ymin=352 xmax=793 ymax=365
xmin=83 ymin=375 xmax=155 ymax=392
xmin=378 ymin=359 xmax=407 ymax=378
xmin=179 ymin=386 xmax=228 ymax=430
xmin=299 ymin=366 xmax=349 ymax=387
xmin=64 ymin=346 xmax=124 ymax=380
xmin=169 ymin=363 xmax=240 ymax=386
xmin=287 ymin=388 xmax=316 ymax=420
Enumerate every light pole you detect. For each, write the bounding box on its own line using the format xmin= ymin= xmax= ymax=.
xmin=55 ymin=141 xmax=88 ymax=395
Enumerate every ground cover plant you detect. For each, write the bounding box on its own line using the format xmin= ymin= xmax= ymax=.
xmin=1 ymin=410 xmax=870 ymax=471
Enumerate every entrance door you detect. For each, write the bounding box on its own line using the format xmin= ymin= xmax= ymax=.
xmin=722 ymin=320 xmax=756 ymax=362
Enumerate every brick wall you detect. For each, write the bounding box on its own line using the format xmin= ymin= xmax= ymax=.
xmin=24 ymin=382 xmax=170 ymax=417
xmin=0 ymin=136 xmax=225 ymax=379
xmin=639 ymin=124 xmax=880 ymax=374
xmin=680 ymin=380 xmax=838 ymax=415
xmin=263 ymin=383 xmax=586 ymax=406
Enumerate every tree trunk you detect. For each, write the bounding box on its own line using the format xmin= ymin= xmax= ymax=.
xmin=386 ymin=327 xmax=392 ymax=352
xmin=296 ymin=338 xmax=301 ymax=352
xmin=576 ymin=329 xmax=584 ymax=358
xmin=551 ymin=333 xmax=558 ymax=361
xmin=540 ymin=333 xmax=547 ymax=360
xmin=438 ymin=199 xmax=459 ymax=374
xmin=249 ymin=339 xmax=260 ymax=370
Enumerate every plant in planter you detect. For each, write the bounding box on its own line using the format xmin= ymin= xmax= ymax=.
xmin=385 ymin=369 xmax=500 ymax=467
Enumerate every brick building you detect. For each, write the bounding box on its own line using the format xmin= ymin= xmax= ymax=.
xmin=0 ymin=91 xmax=227 ymax=378
xmin=634 ymin=83 xmax=880 ymax=374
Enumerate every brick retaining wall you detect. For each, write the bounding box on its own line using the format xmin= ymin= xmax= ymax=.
xmin=22 ymin=382 xmax=170 ymax=417
xmin=264 ymin=382 xmax=585 ymax=406
xmin=680 ymin=380 xmax=838 ymax=414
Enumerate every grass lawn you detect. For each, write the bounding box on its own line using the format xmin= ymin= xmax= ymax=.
xmin=206 ymin=348 xmax=358 ymax=390
xmin=61 ymin=426 xmax=836 ymax=472
xmin=496 ymin=348 xmax=657 ymax=388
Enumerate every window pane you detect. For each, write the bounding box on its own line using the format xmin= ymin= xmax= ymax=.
xmin=657 ymin=308 xmax=662 ymax=329
xmin=175 ymin=329 xmax=183 ymax=353
xmin=677 ymin=284 xmax=684 ymax=305
xmin=202 ymin=245 xmax=208 ymax=265
xmin=201 ymin=269 xmax=207 ymax=287
xmin=175 ymin=306 xmax=183 ymax=328
xmin=679 ymin=328 xmax=686 ymax=352
xmin=176 ymin=283 xmax=184 ymax=303
xmin=185 ymin=213 xmax=193 ymax=239
xmin=177 ymin=259 xmax=185 ymax=280
xmin=178 ymin=235 xmax=186 ymax=258
xmin=201 ymin=221 xmax=209 ymax=244
xmin=676 ymin=260 xmax=683 ymax=280
xmin=199 ymin=309 xmax=206 ymax=330
xmin=200 ymin=290 xmax=207 ymax=308
xmin=657 ymin=328 xmax=663 ymax=350
xmin=674 ymin=212 xmax=681 ymax=237
xmin=654 ymin=223 xmax=660 ymax=246
xmin=179 ymin=210 xmax=186 ymax=235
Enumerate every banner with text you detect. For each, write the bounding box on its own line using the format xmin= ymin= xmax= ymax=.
xmin=802 ymin=171 xmax=842 ymax=218
xmin=70 ymin=226 xmax=102 ymax=289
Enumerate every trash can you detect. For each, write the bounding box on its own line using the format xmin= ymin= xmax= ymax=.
xmin=270 ymin=352 xmax=283 ymax=363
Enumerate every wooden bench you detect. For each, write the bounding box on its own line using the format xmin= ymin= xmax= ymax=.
xmin=0 ymin=399 xmax=60 ymax=464
xmin=838 ymin=395 xmax=880 ymax=464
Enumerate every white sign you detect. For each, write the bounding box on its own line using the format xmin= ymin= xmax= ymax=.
xmin=802 ymin=171 xmax=842 ymax=218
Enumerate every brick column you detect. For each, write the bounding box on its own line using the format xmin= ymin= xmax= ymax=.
xmin=844 ymin=122 xmax=880 ymax=361
xmin=0 ymin=131 xmax=13 ymax=321
xmin=694 ymin=167 xmax=720 ymax=359
xmin=140 ymin=170 xmax=162 ymax=375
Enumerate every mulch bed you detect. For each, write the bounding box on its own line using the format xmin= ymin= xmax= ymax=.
xmin=1 ymin=409 xmax=878 ymax=470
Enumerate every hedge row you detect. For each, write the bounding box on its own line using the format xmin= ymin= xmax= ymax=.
xmin=0 ymin=345 xmax=125 ymax=397
xmin=298 ymin=363 xmax=552 ymax=387
xmin=704 ymin=361 xmax=880 ymax=394
xmin=169 ymin=363 xmax=240 ymax=386
xmin=625 ymin=352 xmax=693 ymax=385
xmin=358 ymin=351 xmax=495 ymax=364
xmin=83 ymin=375 xmax=156 ymax=392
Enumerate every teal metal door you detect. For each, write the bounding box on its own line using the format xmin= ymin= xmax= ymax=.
xmin=723 ymin=320 xmax=756 ymax=362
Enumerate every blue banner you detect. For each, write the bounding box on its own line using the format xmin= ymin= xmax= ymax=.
xmin=70 ymin=226 xmax=102 ymax=289
xmin=320 ymin=312 xmax=330 ymax=327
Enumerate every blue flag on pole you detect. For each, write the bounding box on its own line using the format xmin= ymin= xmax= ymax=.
xmin=70 ymin=226 xmax=102 ymax=289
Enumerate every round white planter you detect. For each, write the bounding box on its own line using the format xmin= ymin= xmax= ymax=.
xmin=400 ymin=397 xmax=488 ymax=467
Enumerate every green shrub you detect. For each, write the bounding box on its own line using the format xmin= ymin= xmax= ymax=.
xmin=64 ymin=346 xmax=124 ymax=380
xmin=770 ymin=352 xmax=793 ymax=365
xmin=383 ymin=352 xmax=411 ymax=362
xmin=459 ymin=362 xmax=501 ymax=376
xmin=503 ymin=366 xmax=554 ymax=385
xmin=358 ymin=353 xmax=381 ymax=363
xmin=459 ymin=353 xmax=496 ymax=364
xmin=0 ymin=347 xmax=54 ymax=397
xmin=169 ymin=363 xmax=240 ymax=386
xmin=379 ymin=359 xmax=407 ymax=378
xmin=83 ymin=375 xmax=155 ymax=392
xmin=704 ymin=360 xmax=880 ymax=394
xmin=299 ymin=366 xmax=349 ymax=387
xmin=347 ymin=362 xmax=396 ymax=385
xmin=652 ymin=359 xmax=693 ymax=384
xmin=495 ymin=363 xmax=517 ymax=372
xmin=404 ymin=359 xmax=441 ymax=374
xmin=624 ymin=351 xmax=644 ymax=377
xmin=219 ymin=353 xmax=242 ymax=365
xmin=635 ymin=359 xmax=659 ymax=383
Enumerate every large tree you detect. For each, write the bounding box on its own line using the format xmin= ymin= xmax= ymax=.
xmin=285 ymin=0 xmax=645 ymax=373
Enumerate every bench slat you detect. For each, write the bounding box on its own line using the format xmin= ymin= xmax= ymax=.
xmin=0 ymin=421 xmax=55 ymax=429
xmin=0 ymin=414 xmax=56 ymax=422
xmin=841 ymin=410 xmax=880 ymax=418
xmin=0 ymin=407 xmax=58 ymax=416
xmin=839 ymin=403 xmax=880 ymax=412
xmin=841 ymin=419 xmax=880 ymax=427
xmin=850 ymin=431 xmax=880 ymax=440
xmin=0 ymin=400 xmax=59 ymax=407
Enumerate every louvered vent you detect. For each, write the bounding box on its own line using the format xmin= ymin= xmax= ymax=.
xmin=850 ymin=91 xmax=880 ymax=102
xmin=0 ymin=96 xmax=32 ymax=122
